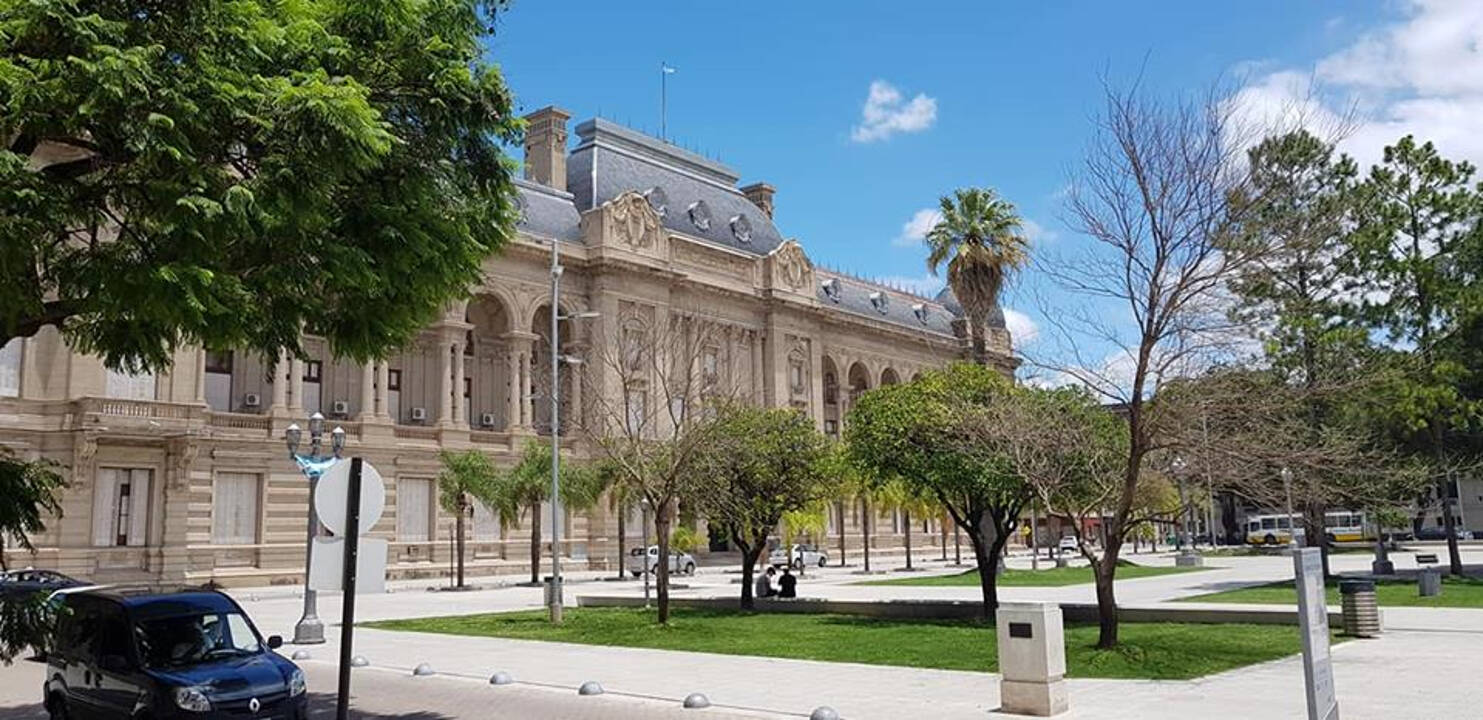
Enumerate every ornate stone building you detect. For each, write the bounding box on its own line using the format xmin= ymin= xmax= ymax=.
xmin=0 ymin=108 xmax=1014 ymax=586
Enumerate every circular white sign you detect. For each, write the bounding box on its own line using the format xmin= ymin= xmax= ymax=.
xmin=314 ymin=459 xmax=386 ymax=536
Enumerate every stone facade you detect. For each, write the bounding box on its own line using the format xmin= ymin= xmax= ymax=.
xmin=0 ymin=108 xmax=1014 ymax=587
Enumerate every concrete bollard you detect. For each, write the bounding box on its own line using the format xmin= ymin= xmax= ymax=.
xmin=1338 ymin=578 xmax=1381 ymax=638
xmin=489 ymin=672 xmax=514 ymax=685
xmin=291 ymin=650 xmax=312 ymax=661
xmin=809 ymin=707 xmax=840 ymax=720
xmin=412 ymin=663 xmax=435 ymax=676
xmin=682 ymin=693 xmax=710 ymax=709
xmin=350 ymin=655 xmax=369 ymax=668
xmin=1053 ymin=556 xmax=1068 ymax=569
xmin=1419 ymin=567 xmax=1442 ymax=597
xmin=996 ymin=602 xmax=1068 ymax=717
xmin=578 ymin=681 xmax=604 ymax=696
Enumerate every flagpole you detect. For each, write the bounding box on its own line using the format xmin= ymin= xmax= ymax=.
xmin=660 ymin=61 xmax=668 ymax=141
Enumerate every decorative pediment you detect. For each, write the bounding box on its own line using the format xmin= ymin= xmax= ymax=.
xmin=583 ymin=191 xmax=664 ymax=256
xmin=765 ymin=239 xmax=814 ymax=295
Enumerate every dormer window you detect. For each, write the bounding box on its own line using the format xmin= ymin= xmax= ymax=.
xmin=729 ymin=214 xmax=752 ymax=244
xmin=912 ymin=303 xmax=929 ymax=323
xmin=869 ymin=291 xmax=889 ymax=314
xmin=688 ymin=200 xmax=712 ymax=231
xmin=645 ymin=186 xmax=669 ymax=217
xmin=821 ymin=278 xmax=841 ymax=302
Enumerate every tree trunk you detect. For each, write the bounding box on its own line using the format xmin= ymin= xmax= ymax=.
xmin=738 ymin=534 xmax=766 ymax=611
xmin=455 ymin=502 xmax=466 ymax=588
xmin=968 ymin=315 xmax=988 ymax=366
xmin=1303 ymin=502 xmax=1331 ymax=579
xmin=967 ymin=526 xmax=1000 ymax=622
xmin=528 ymin=504 xmax=542 ymax=585
xmin=940 ymin=518 xmax=948 ymax=562
xmin=903 ymin=508 xmax=913 ymax=570
xmin=1093 ymin=557 xmax=1119 ymax=649
xmin=861 ymin=496 xmax=872 ymax=573
xmin=953 ymin=526 xmax=961 ymax=564
xmin=655 ymin=503 xmax=673 ymax=624
xmin=1440 ymin=466 xmax=1463 ymax=575
xmin=837 ymin=500 xmax=847 ymax=567
xmin=616 ymin=503 xmax=627 ymax=580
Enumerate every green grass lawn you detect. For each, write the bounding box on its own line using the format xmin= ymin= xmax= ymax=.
xmin=860 ymin=561 xmax=1211 ymax=588
xmin=1179 ymin=574 xmax=1483 ymax=608
xmin=366 ymin=607 xmax=1315 ymax=680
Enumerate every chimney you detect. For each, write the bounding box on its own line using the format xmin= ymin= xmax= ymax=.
xmin=522 ymin=106 xmax=572 ymax=192
xmin=741 ymin=182 xmax=775 ymax=218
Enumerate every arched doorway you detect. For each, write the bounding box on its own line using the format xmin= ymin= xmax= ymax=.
xmin=531 ymin=303 xmax=577 ymax=434
xmin=822 ymin=355 xmax=841 ymax=438
xmin=880 ymin=368 xmax=901 ymax=386
xmin=465 ymin=295 xmax=512 ymax=429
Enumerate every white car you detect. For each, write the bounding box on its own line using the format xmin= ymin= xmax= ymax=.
xmin=1057 ymin=536 xmax=1080 ymax=554
xmin=629 ymin=545 xmax=697 ymax=576
xmin=769 ymin=543 xmax=829 ymax=569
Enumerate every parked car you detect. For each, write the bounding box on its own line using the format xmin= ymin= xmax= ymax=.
xmin=44 ymin=586 xmax=306 ymax=720
xmin=0 ymin=569 xmax=83 ymax=598
xmin=1057 ymin=536 xmax=1079 ymax=554
xmin=1415 ymin=526 xmax=1473 ymax=541
xmin=629 ymin=545 xmax=697 ymax=576
xmin=769 ymin=544 xmax=829 ymax=569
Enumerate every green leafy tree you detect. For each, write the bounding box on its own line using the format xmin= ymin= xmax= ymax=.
xmin=1348 ymin=136 xmax=1483 ymax=574
xmin=692 ymin=404 xmax=833 ymax=609
xmin=924 ymin=188 xmax=1031 ymax=365
xmin=0 ymin=451 xmax=65 ymax=664
xmin=847 ymin=364 xmax=1029 ymax=620
xmin=487 ymin=440 xmax=606 ymax=586
xmin=877 ymin=479 xmax=936 ymax=571
xmin=437 ymin=449 xmax=499 ymax=589
xmin=0 ymin=0 xmax=521 ymax=369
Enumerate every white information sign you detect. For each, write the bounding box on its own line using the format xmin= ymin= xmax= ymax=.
xmin=308 ymin=537 xmax=388 ymax=595
xmin=1293 ymin=548 xmax=1339 ymax=720
xmin=314 ymin=459 xmax=386 ymax=537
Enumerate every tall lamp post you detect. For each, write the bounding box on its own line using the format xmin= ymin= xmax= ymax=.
xmin=545 ymin=237 xmax=599 ymax=624
xmin=285 ymin=412 xmax=345 ymax=644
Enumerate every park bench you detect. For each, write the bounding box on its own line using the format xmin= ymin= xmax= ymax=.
xmin=1415 ymin=553 xmax=1439 ymax=565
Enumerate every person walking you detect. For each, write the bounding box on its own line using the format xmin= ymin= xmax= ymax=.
xmin=778 ymin=566 xmax=797 ymax=599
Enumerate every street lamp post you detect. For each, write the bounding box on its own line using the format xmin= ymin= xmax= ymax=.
xmin=545 ymin=237 xmax=599 ymax=624
xmin=285 ymin=412 xmax=345 ymax=644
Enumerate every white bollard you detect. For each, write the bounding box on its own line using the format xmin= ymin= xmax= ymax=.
xmin=996 ymin=602 xmax=1068 ymax=716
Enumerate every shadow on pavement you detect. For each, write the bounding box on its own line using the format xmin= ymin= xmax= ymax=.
xmin=306 ymin=691 xmax=454 ymax=720
xmin=0 ymin=701 xmax=43 ymax=720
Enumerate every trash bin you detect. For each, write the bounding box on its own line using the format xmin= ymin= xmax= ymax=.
xmin=1338 ymin=578 xmax=1380 ymax=638
xmin=544 ymin=575 xmax=564 ymax=606
xmin=1419 ymin=567 xmax=1442 ymax=597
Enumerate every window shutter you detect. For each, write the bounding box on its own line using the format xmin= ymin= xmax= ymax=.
xmin=0 ymin=339 xmax=20 ymax=397
xmin=213 ymin=474 xmax=260 ymax=545
xmin=92 ymin=469 xmax=118 ymax=547
xmin=397 ymin=479 xmax=432 ymax=542
xmin=127 ymin=469 xmax=151 ymax=546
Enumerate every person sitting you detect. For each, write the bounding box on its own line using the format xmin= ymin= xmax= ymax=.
xmin=778 ymin=566 xmax=797 ymax=599
xmin=754 ymin=566 xmax=777 ymax=598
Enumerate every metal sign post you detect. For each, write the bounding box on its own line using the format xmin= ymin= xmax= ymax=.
xmin=1294 ymin=547 xmax=1339 ymax=720
xmin=335 ymin=457 xmax=364 ymax=720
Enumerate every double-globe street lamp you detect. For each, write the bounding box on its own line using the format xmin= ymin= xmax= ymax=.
xmin=285 ymin=411 xmax=345 ymax=644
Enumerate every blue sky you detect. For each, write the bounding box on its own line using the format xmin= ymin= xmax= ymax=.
xmin=485 ymin=1 xmax=1482 ymax=385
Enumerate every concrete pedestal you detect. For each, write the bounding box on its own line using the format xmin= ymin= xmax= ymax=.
xmin=1174 ymin=552 xmax=1204 ymax=567
xmin=996 ymin=602 xmax=1069 ymax=716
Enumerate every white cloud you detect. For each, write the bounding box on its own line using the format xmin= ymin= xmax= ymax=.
xmin=893 ymin=208 xmax=941 ymax=247
xmin=1228 ymin=1 xmax=1483 ymax=171
xmin=1021 ymin=218 xmax=1057 ymax=245
xmin=1003 ymin=308 xmax=1039 ymax=345
xmin=851 ymin=80 xmax=938 ymax=143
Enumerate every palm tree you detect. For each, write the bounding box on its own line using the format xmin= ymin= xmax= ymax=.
xmin=925 ymin=188 xmax=1031 ymax=365
xmin=437 ymin=449 xmax=500 ymax=588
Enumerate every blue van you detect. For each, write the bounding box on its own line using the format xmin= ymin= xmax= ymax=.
xmin=44 ymin=587 xmax=307 ymax=720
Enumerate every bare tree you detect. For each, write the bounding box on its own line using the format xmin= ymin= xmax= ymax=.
xmin=583 ymin=307 xmax=738 ymax=623
xmin=1033 ymin=79 xmax=1261 ymax=648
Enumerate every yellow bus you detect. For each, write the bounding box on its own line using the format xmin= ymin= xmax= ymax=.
xmin=1244 ymin=511 xmax=1369 ymax=545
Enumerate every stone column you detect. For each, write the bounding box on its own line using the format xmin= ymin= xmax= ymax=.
xmin=437 ymin=341 xmax=454 ymax=426
xmin=997 ymin=602 xmax=1069 ymax=716
xmin=521 ymin=351 xmax=534 ymax=427
xmin=288 ymin=357 xmax=304 ymax=413
xmin=193 ymin=349 xmax=206 ymax=403
xmin=505 ymin=348 xmax=522 ymax=431
xmin=750 ymin=330 xmax=764 ymax=404
xmin=452 ymin=342 xmax=467 ymax=427
xmin=375 ymin=362 xmax=391 ymax=420
xmin=271 ymin=349 xmax=289 ymax=413
xmin=358 ymin=362 xmax=375 ymax=420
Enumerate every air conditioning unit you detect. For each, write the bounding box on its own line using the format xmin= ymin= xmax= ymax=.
xmin=331 ymin=400 xmax=350 ymax=417
xmin=410 ymin=406 xmax=428 ymax=422
xmin=242 ymin=393 xmax=262 ymax=408
xmin=479 ymin=412 xmax=497 ymax=428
